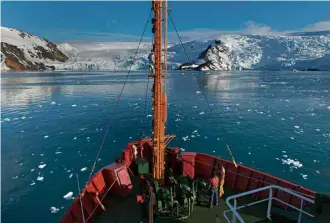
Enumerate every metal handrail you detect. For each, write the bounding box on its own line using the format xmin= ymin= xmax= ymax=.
xmin=223 ymin=185 xmax=315 ymax=223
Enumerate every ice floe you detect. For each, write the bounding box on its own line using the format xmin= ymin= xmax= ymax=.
xmin=300 ymin=174 xmax=308 ymax=180
xmin=69 ymin=173 xmax=73 ymax=179
xmin=51 ymin=101 xmax=56 ymax=105
xmin=294 ymin=125 xmax=300 ymax=129
xmin=196 ymin=91 xmax=201 ymax=94
xmin=182 ymin=136 xmax=189 ymax=141
xmin=31 ymin=168 xmax=35 ymax=172
xmin=315 ymin=129 xmax=320 ymax=132
xmin=37 ymin=176 xmax=44 ymax=182
xmin=55 ymin=151 xmax=62 ymax=155
xmin=44 ymin=135 xmax=49 ymax=139
xmin=281 ymin=158 xmax=303 ymax=169
xmin=50 ymin=207 xmax=59 ymax=214
xmin=199 ymin=111 xmax=205 ymax=115
xmin=63 ymin=192 xmax=73 ymax=200
xmin=21 ymin=116 xmax=26 ymax=120
xmin=4 ymin=118 xmax=11 ymax=122
xmin=30 ymin=181 xmax=36 ymax=186
xmin=12 ymin=176 xmax=19 ymax=179
xmin=80 ymin=167 xmax=87 ymax=172
xmin=73 ymin=137 xmax=77 ymax=140
xmin=38 ymin=164 xmax=47 ymax=169
xmin=72 ymin=104 xmax=77 ymax=107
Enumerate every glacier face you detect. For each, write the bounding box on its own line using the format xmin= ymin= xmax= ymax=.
xmin=1 ymin=25 xmax=330 ymax=71
xmin=175 ymin=34 xmax=330 ymax=71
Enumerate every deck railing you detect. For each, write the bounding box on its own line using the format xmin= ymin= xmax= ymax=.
xmin=223 ymin=185 xmax=315 ymax=223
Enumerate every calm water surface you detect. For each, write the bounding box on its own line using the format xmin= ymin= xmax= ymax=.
xmin=1 ymin=71 xmax=330 ymax=223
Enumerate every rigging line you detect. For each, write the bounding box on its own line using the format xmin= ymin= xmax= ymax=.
xmin=76 ymin=173 xmax=86 ymax=223
xmin=140 ymin=76 xmax=150 ymax=138
xmin=169 ymin=11 xmax=237 ymax=164
xmin=85 ymin=9 xmax=152 ymax=187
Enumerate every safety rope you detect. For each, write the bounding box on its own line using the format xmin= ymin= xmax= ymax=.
xmin=76 ymin=173 xmax=86 ymax=223
xmin=140 ymin=77 xmax=150 ymax=138
xmin=168 ymin=11 xmax=238 ymax=167
xmin=85 ymin=9 xmax=152 ymax=188
xmin=85 ymin=176 xmax=119 ymax=222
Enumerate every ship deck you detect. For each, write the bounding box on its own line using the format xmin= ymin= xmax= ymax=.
xmin=95 ymin=176 xmax=322 ymax=223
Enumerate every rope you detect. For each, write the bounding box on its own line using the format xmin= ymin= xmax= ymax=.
xmin=85 ymin=9 xmax=152 ymax=186
xmin=76 ymin=173 xmax=86 ymax=223
xmin=168 ymin=11 xmax=237 ymax=166
xmin=85 ymin=176 xmax=119 ymax=222
xmin=140 ymin=77 xmax=150 ymax=138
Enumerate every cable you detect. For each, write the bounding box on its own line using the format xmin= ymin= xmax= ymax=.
xmin=85 ymin=9 xmax=152 ymax=187
xmin=140 ymin=77 xmax=151 ymax=138
xmin=168 ymin=11 xmax=237 ymax=165
xmin=76 ymin=173 xmax=86 ymax=223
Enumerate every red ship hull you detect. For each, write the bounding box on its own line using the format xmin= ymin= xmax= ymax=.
xmin=59 ymin=139 xmax=315 ymax=223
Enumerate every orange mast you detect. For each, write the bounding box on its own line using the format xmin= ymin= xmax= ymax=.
xmin=151 ymin=0 xmax=167 ymax=183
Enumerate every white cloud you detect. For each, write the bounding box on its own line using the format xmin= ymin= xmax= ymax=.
xmin=302 ymin=21 xmax=330 ymax=32
xmin=169 ymin=20 xmax=330 ymax=41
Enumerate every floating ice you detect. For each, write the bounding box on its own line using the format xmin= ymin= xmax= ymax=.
xmin=12 ymin=176 xmax=19 ymax=179
xmin=86 ymin=137 xmax=90 ymax=140
xmin=248 ymin=152 xmax=251 ymax=155
xmin=327 ymin=106 xmax=330 ymax=110
xmin=283 ymin=155 xmax=288 ymax=158
xmin=196 ymin=91 xmax=201 ymax=94
xmin=50 ymin=207 xmax=59 ymax=214
xmin=281 ymin=158 xmax=303 ymax=169
xmin=316 ymin=170 xmax=320 ymax=174
xmin=38 ymin=164 xmax=47 ymax=169
xmin=192 ymin=106 xmax=198 ymax=109
xmin=129 ymin=136 xmax=132 ymax=139
xmin=44 ymin=135 xmax=49 ymax=139
xmin=191 ymin=135 xmax=195 ymax=138
xmin=316 ymin=129 xmax=320 ymax=132
xmin=193 ymin=130 xmax=198 ymax=133
xmin=282 ymin=151 xmax=287 ymax=153
xmin=73 ymin=137 xmax=77 ymax=140
xmin=80 ymin=167 xmax=87 ymax=172
xmin=146 ymin=114 xmax=152 ymax=117
xmin=37 ymin=176 xmax=44 ymax=182
xmin=21 ymin=116 xmax=26 ymax=120
xmin=313 ymin=160 xmax=317 ymax=163
xmin=72 ymin=104 xmax=77 ymax=107
xmin=51 ymin=101 xmax=56 ymax=105
xmin=69 ymin=173 xmax=73 ymax=179
xmin=63 ymin=192 xmax=74 ymax=200
xmin=212 ymin=150 xmax=215 ymax=153
xmin=199 ymin=111 xmax=205 ymax=115
xmin=301 ymin=174 xmax=308 ymax=180
xmin=31 ymin=168 xmax=35 ymax=172
xmin=281 ymin=118 xmax=286 ymax=121
xmin=55 ymin=151 xmax=62 ymax=154
xmin=182 ymin=136 xmax=189 ymax=142
xmin=275 ymin=158 xmax=280 ymax=160
xmin=294 ymin=125 xmax=300 ymax=129
xmin=285 ymin=100 xmax=290 ymax=103
xmin=40 ymin=153 xmax=44 ymax=156
xmin=30 ymin=181 xmax=36 ymax=186
xmin=290 ymin=137 xmax=294 ymax=140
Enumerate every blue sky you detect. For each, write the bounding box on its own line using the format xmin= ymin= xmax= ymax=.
xmin=2 ymin=1 xmax=330 ymax=42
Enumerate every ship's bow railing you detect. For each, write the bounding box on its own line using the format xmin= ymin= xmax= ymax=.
xmin=223 ymin=185 xmax=315 ymax=223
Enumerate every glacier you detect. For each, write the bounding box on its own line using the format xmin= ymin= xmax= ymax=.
xmin=1 ymin=26 xmax=330 ymax=71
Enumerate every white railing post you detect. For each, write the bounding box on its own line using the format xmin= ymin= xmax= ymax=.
xmin=267 ymin=188 xmax=273 ymax=219
xmin=298 ymin=199 xmax=304 ymax=223
xmin=232 ymin=199 xmax=237 ymax=223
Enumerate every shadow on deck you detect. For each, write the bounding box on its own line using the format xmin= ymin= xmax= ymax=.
xmin=94 ymin=177 xmax=318 ymax=223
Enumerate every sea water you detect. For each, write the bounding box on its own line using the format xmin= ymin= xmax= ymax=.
xmin=1 ymin=71 xmax=330 ymax=222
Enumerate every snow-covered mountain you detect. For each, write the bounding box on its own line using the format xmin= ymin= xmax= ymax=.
xmin=1 ymin=27 xmax=68 ymax=70
xmin=176 ymin=34 xmax=330 ymax=71
xmin=1 ymin=26 xmax=330 ymax=71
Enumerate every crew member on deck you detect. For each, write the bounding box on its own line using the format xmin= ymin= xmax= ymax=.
xmin=209 ymin=170 xmax=219 ymax=208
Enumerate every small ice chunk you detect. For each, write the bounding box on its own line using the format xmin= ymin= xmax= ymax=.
xmin=80 ymin=167 xmax=87 ymax=172
xmin=282 ymin=155 xmax=288 ymax=158
xmin=275 ymin=158 xmax=280 ymax=160
xmin=12 ymin=176 xmax=19 ymax=179
xmin=180 ymin=148 xmax=185 ymax=152
xmin=248 ymin=152 xmax=251 ymax=155
xmin=50 ymin=207 xmax=59 ymax=214
xmin=199 ymin=111 xmax=205 ymax=115
xmin=21 ymin=116 xmax=26 ymax=120
xmin=316 ymin=129 xmax=320 ymax=132
xmin=37 ymin=176 xmax=44 ymax=182
xmin=285 ymin=100 xmax=290 ymax=103
xmin=313 ymin=160 xmax=317 ymax=163
xmin=193 ymin=130 xmax=198 ymax=133
xmin=282 ymin=151 xmax=286 ymax=153
xmin=191 ymin=135 xmax=195 ymax=138
xmin=73 ymin=137 xmax=77 ymax=140
xmin=212 ymin=150 xmax=215 ymax=153
xmin=290 ymin=137 xmax=294 ymax=140
xmin=182 ymin=136 xmax=189 ymax=141
xmin=301 ymin=174 xmax=307 ymax=180
xmin=55 ymin=151 xmax=62 ymax=154
xmin=69 ymin=173 xmax=73 ymax=179
xmin=86 ymin=137 xmax=90 ymax=140
xmin=63 ymin=192 xmax=74 ymax=200
xmin=294 ymin=125 xmax=300 ymax=129
xmin=4 ymin=118 xmax=10 ymax=122
xmin=44 ymin=135 xmax=49 ymax=139
xmin=71 ymin=104 xmax=77 ymax=107
xmin=30 ymin=181 xmax=36 ymax=186
xmin=192 ymin=106 xmax=198 ymax=109
xmin=51 ymin=101 xmax=56 ymax=105
xmin=146 ymin=114 xmax=152 ymax=117
xmin=281 ymin=118 xmax=286 ymax=121
xmin=38 ymin=164 xmax=47 ymax=169
xmin=316 ymin=170 xmax=320 ymax=174
xmin=129 ymin=136 xmax=132 ymax=139
xmin=196 ymin=91 xmax=201 ymax=94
